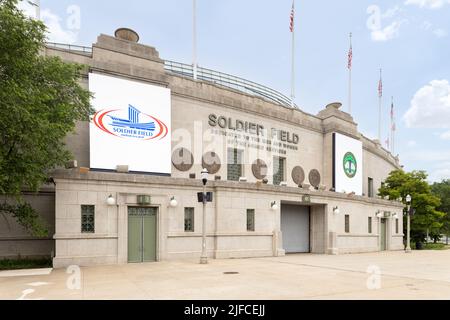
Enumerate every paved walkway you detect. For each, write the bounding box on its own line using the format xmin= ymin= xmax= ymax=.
xmin=1 ymin=250 xmax=450 ymax=300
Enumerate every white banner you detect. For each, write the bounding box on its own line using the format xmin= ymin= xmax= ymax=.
xmin=89 ymin=73 xmax=171 ymax=174
xmin=334 ymin=133 xmax=363 ymax=195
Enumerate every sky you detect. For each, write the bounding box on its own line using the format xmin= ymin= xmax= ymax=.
xmin=18 ymin=0 xmax=450 ymax=183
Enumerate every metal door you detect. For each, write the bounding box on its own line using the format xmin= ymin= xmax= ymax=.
xmin=380 ymin=218 xmax=387 ymax=251
xmin=128 ymin=207 xmax=157 ymax=263
xmin=281 ymin=205 xmax=310 ymax=253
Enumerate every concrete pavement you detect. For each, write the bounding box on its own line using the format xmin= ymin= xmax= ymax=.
xmin=1 ymin=250 xmax=450 ymax=300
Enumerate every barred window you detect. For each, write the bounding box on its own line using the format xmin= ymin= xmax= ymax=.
xmin=273 ymin=157 xmax=286 ymax=186
xmin=368 ymin=178 xmax=374 ymax=198
xmin=184 ymin=208 xmax=194 ymax=232
xmin=227 ymin=148 xmax=243 ymax=181
xmin=345 ymin=215 xmax=350 ymax=233
xmin=81 ymin=205 xmax=95 ymax=233
xmin=247 ymin=209 xmax=255 ymax=232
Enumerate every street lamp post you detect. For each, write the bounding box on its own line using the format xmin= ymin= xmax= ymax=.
xmin=200 ymin=168 xmax=209 ymax=264
xmin=405 ymin=194 xmax=412 ymax=253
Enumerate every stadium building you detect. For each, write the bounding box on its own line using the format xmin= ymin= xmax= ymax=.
xmin=1 ymin=29 xmax=405 ymax=267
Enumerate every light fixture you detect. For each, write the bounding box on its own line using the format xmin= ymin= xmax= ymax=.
xmin=271 ymin=201 xmax=279 ymax=211
xmin=169 ymin=196 xmax=178 ymax=208
xmin=406 ymin=194 xmax=412 ymax=204
xmin=201 ymin=168 xmax=209 ymax=186
xmin=333 ymin=206 xmax=340 ymax=215
xmin=376 ymin=210 xmax=383 ymax=218
xmin=106 ymin=194 xmax=116 ymax=206
xmin=393 ymin=213 xmax=399 ymax=219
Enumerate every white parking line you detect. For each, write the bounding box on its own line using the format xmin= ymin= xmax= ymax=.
xmin=0 ymin=268 xmax=53 ymax=278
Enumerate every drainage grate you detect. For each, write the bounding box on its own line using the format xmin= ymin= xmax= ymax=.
xmin=223 ymin=272 xmax=239 ymax=275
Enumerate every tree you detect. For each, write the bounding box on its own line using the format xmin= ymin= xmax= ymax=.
xmin=431 ymin=179 xmax=450 ymax=243
xmin=0 ymin=0 xmax=92 ymax=236
xmin=378 ymin=170 xmax=445 ymax=244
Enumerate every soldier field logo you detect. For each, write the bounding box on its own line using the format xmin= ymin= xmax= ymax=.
xmin=343 ymin=152 xmax=357 ymax=178
xmin=93 ymin=104 xmax=169 ymax=140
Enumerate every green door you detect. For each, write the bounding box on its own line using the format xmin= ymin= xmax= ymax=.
xmin=380 ymin=218 xmax=387 ymax=251
xmin=128 ymin=207 xmax=157 ymax=263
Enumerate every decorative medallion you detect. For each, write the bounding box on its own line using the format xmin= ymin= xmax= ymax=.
xmin=252 ymin=159 xmax=268 ymax=180
xmin=343 ymin=152 xmax=357 ymax=178
xmin=202 ymin=152 xmax=221 ymax=174
xmin=171 ymin=148 xmax=194 ymax=172
xmin=309 ymin=169 xmax=321 ymax=188
xmin=291 ymin=166 xmax=305 ymax=186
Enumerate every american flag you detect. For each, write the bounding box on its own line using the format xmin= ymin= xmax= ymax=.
xmin=391 ymin=99 xmax=396 ymax=131
xmin=378 ymin=77 xmax=383 ymax=98
xmin=348 ymin=44 xmax=352 ymax=69
xmin=290 ymin=2 xmax=295 ymax=32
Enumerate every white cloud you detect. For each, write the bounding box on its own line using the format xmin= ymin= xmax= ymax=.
xmin=429 ymin=168 xmax=450 ymax=182
xmin=433 ymin=28 xmax=448 ymax=38
xmin=404 ymin=80 xmax=450 ymax=128
xmin=371 ymin=20 xmax=406 ymax=42
xmin=405 ymin=0 xmax=450 ymax=9
xmin=17 ymin=0 xmax=37 ymax=18
xmin=440 ymin=130 xmax=450 ymax=140
xmin=41 ymin=9 xmax=78 ymax=44
xmin=429 ymin=161 xmax=450 ymax=182
xmin=16 ymin=2 xmax=78 ymax=44
xmin=382 ymin=5 xmax=401 ymax=18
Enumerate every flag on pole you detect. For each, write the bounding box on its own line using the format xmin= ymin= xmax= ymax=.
xmin=378 ymin=74 xmax=383 ymax=98
xmin=391 ymin=100 xmax=396 ymax=131
xmin=290 ymin=2 xmax=295 ymax=32
xmin=348 ymin=41 xmax=352 ymax=69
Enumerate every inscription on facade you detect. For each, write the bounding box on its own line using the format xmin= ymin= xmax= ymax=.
xmin=208 ymin=114 xmax=299 ymax=154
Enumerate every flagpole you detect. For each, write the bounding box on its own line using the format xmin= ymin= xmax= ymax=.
xmin=348 ymin=33 xmax=352 ymax=114
xmin=378 ymin=68 xmax=382 ymax=141
xmin=392 ymin=96 xmax=396 ymax=155
xmin=193 ymin=0 xmax=198 ymax=80
xmin=390 ymin=96 xmax=393 ymax=154
xmin=290 ymin=0 xmax=296 ymax=108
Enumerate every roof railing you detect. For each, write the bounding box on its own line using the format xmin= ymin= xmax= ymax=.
xmin=46 ymin=42 xmax=93 ymax=55
xmin=164 ymin=60 xmax=296 ymax=109
xmin=45 ymin=42 xmax=296 ymax=109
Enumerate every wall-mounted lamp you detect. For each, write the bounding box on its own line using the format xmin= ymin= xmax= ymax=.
xmin=106 ymin=194 xmax=116 ymax=206
xmin=271 ymin=201 xmax=279 ymax=211
xmin=393 ymin=213 xmax=399 ymax=219
xmin=376 ymin=210 xmax=383 ymax=218
xmin=169 ymin=196 xmax=178 ymax=208
xmin=333 ymin=206 xmax=340 ymax=215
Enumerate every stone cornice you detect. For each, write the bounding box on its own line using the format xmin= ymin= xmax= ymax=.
xmin=51 ymin=169 xmax=404 ymax=208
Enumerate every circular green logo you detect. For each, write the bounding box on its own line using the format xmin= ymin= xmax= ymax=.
xmin=343 ymin=152 xmax=357 ymax=178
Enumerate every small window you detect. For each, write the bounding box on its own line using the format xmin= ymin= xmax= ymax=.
xmin=345 ymin=215 xmax=350 ymax=233
xmin=396 ymin=218 xmax=399 ymax=234
xmin=184 ymin=208 xmax=195 ymax=232
xmin=81 ymin=205 xmax=95 ymax=233
xmin=368 ymin=217 xmax=372 ymax=234
xmin=247 ymin=209 xmax=255 ymax=232
xmin=368 ymin=178 xmax=374 ymax=198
